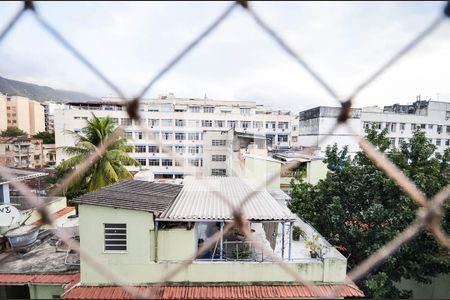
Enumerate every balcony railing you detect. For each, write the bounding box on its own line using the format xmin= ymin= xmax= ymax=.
xmin=196 ymin=240 xmax=271 ymax=262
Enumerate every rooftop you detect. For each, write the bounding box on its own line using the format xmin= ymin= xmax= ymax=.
xmin=159 ymin=177 xmax=296 ymax=222
xmin=72 ymin=180 xmax=183 ymax=215
xmin=0 ymin=167 xmax=47 ymax=186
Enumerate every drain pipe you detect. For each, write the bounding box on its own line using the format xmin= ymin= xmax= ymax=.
xmin=288 ymin=222 xmax=293 ymax=261
xmin=154 ymin=221 xmax=159 ymax=262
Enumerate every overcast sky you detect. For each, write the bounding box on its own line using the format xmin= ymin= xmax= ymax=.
xmin=0 ymin=1 xmax=449 ymax=111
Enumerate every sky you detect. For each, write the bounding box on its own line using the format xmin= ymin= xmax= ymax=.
xmin=0 ymin=1 xmax=449 ymax=111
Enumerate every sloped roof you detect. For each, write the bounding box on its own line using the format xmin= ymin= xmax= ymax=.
xmin=71 ymin=180 xmax=182 ymax=214
xmin=0 ymin=273 xmax=79 ymax=285
xmin=62 ymin=283 xmax=364 ymax=299
xmin=159 ymin=177 xmax=296 ymax=222
xmin=0 ymin=167 xmax=47 ymax=185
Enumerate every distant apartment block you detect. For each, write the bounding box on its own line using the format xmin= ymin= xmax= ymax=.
xmin=0 ymin=94 xmax=45 ymax=135
xmin=54 ymin=94 xmax=294 ymax=179
xmin=297 ymin=96 xmax=450 ymax=156
xmin=42 ymin=101 xmax=65 ymax=133
xmin=0 ymin=136 xmax=45 ymax=169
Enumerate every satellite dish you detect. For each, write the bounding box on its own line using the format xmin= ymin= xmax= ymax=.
xmin=0 ymin=205 xmax=21 ymax=227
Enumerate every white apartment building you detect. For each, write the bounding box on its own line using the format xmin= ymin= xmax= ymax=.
xmin=54 ymin=94 xmax=293 ymax=179
xmin=297 ymin=97 xmax=450 ymax=156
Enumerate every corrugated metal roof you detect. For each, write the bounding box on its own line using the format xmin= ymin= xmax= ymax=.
xmin=159 ymin=177 xmax=296 ymax=221
xmin=0 ymin=273 xmax=79 ymax=284
xmin=72 ymin=180 xmax=182 ymax=214
xmin=62 ymin=283 xmax=364 ymax=299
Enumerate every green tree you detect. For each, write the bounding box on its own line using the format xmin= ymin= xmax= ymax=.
xmin=57 ymin=114 xmax=139 ymax=196
xmin=289 ymin=127 xmax=450 ymax=298
xmin=0 ymin=126 xmax=27 ymax=137
xmin=33 ymin=131 xmax=55 ymax=144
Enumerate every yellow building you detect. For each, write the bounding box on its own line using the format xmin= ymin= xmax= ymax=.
xmin=0 ymin=94 xmax=45 ymax=135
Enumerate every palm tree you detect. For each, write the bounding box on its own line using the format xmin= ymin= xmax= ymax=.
xmin=58 ymin=113 xmax=139 ymax=193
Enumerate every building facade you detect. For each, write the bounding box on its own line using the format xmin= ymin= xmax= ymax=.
xmin=0 ymin=136 xmax=45 ymax=169
xmin=54 ymin=94 xmax=294 ymax=178
xmin=0 ymin=94 xmax=45 ymax=135
xmin=297 ymin=97 xmax=450 ymax=156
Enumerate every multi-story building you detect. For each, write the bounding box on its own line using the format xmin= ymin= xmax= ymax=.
xmin=0 ymin=136 xmax=44 ymax=169
xmin=297 ymin=97 xmax=450 ymax=156
xmin=0 ymin=94 xmax=45 ymax=135
xmin=54 ymin=94 xmax=294 ymax=178
xmin=42 ymin=102 xmax=65 ymax=133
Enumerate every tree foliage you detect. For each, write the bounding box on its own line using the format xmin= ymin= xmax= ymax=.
xmin=0 ymin=126 xmax=27 ymax=137
xmin=289 ymin=127 xmax=450 ymax=298
xmin=33 ymin=131 xmax=55 ymax=144
xmin=57 ymin=114 xmax=139 ymax=197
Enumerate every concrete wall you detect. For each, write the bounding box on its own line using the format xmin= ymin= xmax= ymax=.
xmin=306 ymin=160 xmax=328 ymax=185
xmin=157 ymin=228 xmax=196 ymax=261
xmin=0 ymin=95 xmax=7 ymax=131
xmin=395 ymin=273 xmax=450 ymax=299
xmin=243 ymin=156 xmax=281 ymax=191
xmin=29 ymin=284 xmax=64 ymax=299
xmin=28 ymin=101 xmax=45 ymax=135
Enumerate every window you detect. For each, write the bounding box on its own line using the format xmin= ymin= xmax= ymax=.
xmin=134 ymin=119 xmax=145 ymax=126
xmin=292 ymin=136 xmax=298 ymax=142
xmin=400 ymin=123 xmax=405 ymax=130
xmin=121 ymin=118 xmax=131 ymax=126
xmin=161 ymin=119 xmax=173 ymax=127
xmin=162 ymin=132 xmax=172 ymax=140
xmin=446 ymin=140 xmax=450 ymax=146
xmin=215 ymin=120 xmax=225 ymax=128
xmin=104 ymin=224 xmax=127 ymax=251
xmin=429 ymin=124 xmax=434 ymax=129
xmin=136 ymin=132 xmax=144 ymax=140
xmin=148 ymin=104 xmax=159 ymax=112
xmin=188 ymin=146 xmax=201 ymax=154
xmin=135 ymin=145 xmax=146 ymax=153
xmin=211 ymin=169 xmax=226 ymax=176
xmin=278 ymin=135 xmax=288 ymax=142
xmin=160 ymin=104 xmax=173 ymax=112
xmin=212 ymin=140 xmax=226 ymax=146
xmin=374 ymin=122 xmax=381 ymax=130
xmin=188 ymin=132 xmax=200 ymax=140
xmin=227 ymin=120 xmax=236 ymax=128
xmin=212 ymin=155 xmax=226 ymax=162
xmin=390 ymin=138 xmax=396 ymax=147
xmin=111 ymin=118 xmax=119 ymax=126
xmin=204 ymin=106 xmax=214 ymax=113
xmin=447 ymin=126 xmax=450 ymax=133
xmin=436 ymin=139 xmax=441 ymax=146
xmin=241 ymin=121 xmax=251 ymax=129
xmin=174 ymin=145 xmax=185 ymax=154
xmin=136 ymin=158 xmax=147 ymax=166
xmin=202 ymin=120 xmax=213 ymax=127
xmin=189 ymin=159 xmax=201 ymax=167
xmin=124 ymin=132 xmax=133 ymax=139
xmin=437 ymin=125 xmax=443 ymax=134
xmin=175 ymin=120 xmax=186 ymax=127
xmin=253 ymin=121 xmax=263 ymax=129
xmin=187 ymin=120 xmax=200 ymax=127
xmin=175 ymin=133 xmax=185 ymax=140
xmin=240 ymin=108 xmax=251 ymax=115
xmin=363 ymin=122 xmax=370 ymax=129
xmin=266 ymin=122 xmax=276 ymax=129
xmin=190 ymin=106 xmax=200 ymax=113
xmin=149 ymin=159 xmax=159 ymax=166
xmin=390 ymin=123 xmax=396 ymax=133
xmin=292 ymin=125 xmax=298 ymax=131
xmin=278 ymin=122 xmax=289 ymax=129
xmin=162 ymin=159 xmax=173 ymax=166
xmin=420 ymin=124 xmax=426 ymax=129
xmin=149 ymin=146 xmax=159 ymax=153
xmin=148 ymin=119 xmax=159 ymax=127
xmin=411 ymin=123 xmax=416 ymax=130
xmin=399 ymin=138 xmax=404 ymax=145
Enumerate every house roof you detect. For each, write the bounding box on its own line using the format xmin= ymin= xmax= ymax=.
xmin=159 ymin=177 xmax=296 ymax=222
xmin=71 ymin=180 xmax=183 ymax=214
xmin=0 ymin=273 xmax=79 ymax=285
xmin=0 ymin=167 xmax=47 ymax=186
xmin=62 ymin=283 xmax=364 ymax=299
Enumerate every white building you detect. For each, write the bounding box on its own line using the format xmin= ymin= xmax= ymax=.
xmin=54 ymin=94 xmax=294 ymax=179
xmin=297 ymin=97 xmax=450 ymax=156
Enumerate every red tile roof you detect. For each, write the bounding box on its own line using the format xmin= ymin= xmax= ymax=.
xmin=0 ymin=273 xmax=79 ymax=285
xmin=33 ymin=206 xmax=76 ymax=226
xmin=62 ymin=283 xmax=364 ymax=299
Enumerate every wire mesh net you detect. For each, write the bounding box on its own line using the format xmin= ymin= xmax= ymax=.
xmin=0 ymin=1 xmax=449 ymax=298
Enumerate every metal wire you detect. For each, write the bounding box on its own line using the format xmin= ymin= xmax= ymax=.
xmin=0 ymin=0 xmax=449 ymax=298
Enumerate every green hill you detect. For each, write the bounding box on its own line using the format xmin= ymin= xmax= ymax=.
xmin=0 ymin=76 xmax=96 ymax=103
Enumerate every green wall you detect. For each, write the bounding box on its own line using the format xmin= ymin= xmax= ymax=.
xmin=395 ymin=273 xmax=450 ymax=299
xmin=244 ymin=157 xmax=281 ymax=191
xmin=29 ymin=284 xmax=64 ymax=299
xmin=157 ymin=228 xmax=195 ymax=261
